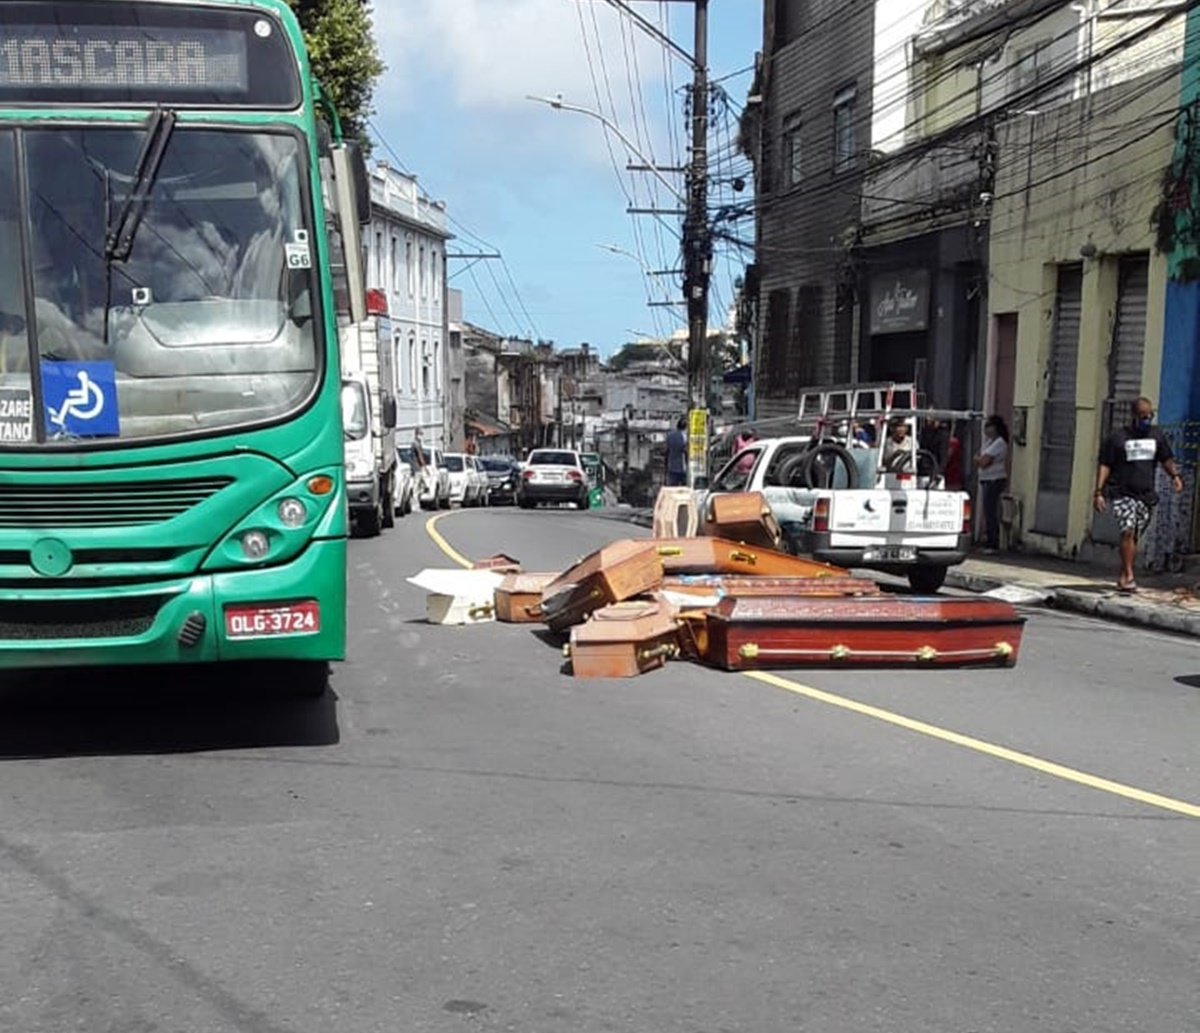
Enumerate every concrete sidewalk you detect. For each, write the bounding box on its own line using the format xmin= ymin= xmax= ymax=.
xmin=945 ymin=553 xmax=1200 ymax=638
xmin=602 ymin=504 xmax=1200 ymax=638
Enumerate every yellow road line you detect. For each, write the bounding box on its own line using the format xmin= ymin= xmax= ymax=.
xmin=421 ymin=517 xmax=1200 ymax=819
xmin=747 ymin=670 xmax=1200 ymax=819
xmin=425 ymin=511 xmax=473 ymax=569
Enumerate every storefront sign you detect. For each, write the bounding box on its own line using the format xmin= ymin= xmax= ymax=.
xmin=869 ymin=270 xmax=929 ymax=335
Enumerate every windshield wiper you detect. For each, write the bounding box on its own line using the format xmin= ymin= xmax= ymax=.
xmin=104 ymin=107 xmax=177 ymax=262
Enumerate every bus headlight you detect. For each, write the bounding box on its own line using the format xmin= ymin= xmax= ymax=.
xmin=277 ymin=498 xmax=307 ymax=528
xmin=241 ymin=531 xmax=271 ymax=560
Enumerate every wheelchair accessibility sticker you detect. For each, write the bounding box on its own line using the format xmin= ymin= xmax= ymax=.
xmin=42 ymin=362 xmax=120 ymax=438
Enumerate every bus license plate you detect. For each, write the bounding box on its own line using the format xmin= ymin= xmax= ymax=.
xmin=225 ymin=601 xmax=321 ymax=640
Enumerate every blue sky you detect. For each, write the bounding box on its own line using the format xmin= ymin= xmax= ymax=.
xmin=370 ymin=1 xmax=762 ymax=358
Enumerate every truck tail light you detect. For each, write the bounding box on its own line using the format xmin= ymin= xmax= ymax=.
xmin=962 ymin=499 xmax=973 ymax=535
xmin=813 ymin=498 xmax=830 ymax=533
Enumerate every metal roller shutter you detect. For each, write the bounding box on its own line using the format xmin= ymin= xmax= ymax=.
xmin=1108 ymin=254 xmax=1149 ymax=427
xmin=1094 ymin=255 xmax=1149 ymax=545
xmin=1035 ymin=264 xmax=1082 ymax=537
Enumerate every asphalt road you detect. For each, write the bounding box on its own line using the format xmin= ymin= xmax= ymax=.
xmin=1 ymin=506 xmax=1198 ymax=1033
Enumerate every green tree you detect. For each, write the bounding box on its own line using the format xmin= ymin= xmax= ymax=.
xmin=287 ymin=0 xmax=385 ymax=147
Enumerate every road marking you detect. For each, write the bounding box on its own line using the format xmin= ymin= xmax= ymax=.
xmin=421 ymin=517 xmax=1200 ymax=820
xmin=747 ymin=670 xmax=1200 ymax=819
xmin=425 ymin=511 xmax=473 ymax=569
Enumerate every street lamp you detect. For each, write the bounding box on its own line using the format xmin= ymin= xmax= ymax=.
xmin=526 ymin=95 xmax=687 ymax=206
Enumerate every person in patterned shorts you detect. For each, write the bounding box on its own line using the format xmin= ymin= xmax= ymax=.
xmin=1094 ymin=397 xmax=1184 ymax=592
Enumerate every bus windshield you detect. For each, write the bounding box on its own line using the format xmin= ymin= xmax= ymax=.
xmin=0 ymin=125 xmax=319 ymax=446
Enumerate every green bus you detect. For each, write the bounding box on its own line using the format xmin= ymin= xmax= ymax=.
xmin=0 ymin=0 xmax=371 ymax=696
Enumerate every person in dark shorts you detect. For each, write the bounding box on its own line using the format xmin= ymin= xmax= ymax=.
xmin=1094 ymin=397 xmax=1184 ymax=592
xmin=665 ymin=417 xmax=688 ymax=487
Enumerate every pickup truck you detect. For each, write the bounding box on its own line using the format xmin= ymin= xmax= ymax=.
xmin=705 ymin=434 xmax=971 ymax=593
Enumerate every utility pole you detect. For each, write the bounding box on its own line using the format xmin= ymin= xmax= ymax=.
xmin=683 ymin=0 xmax=711 ymax=487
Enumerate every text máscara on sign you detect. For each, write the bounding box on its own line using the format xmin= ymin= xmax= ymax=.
xmin=0 ymin=30 xmax=247 ymax=91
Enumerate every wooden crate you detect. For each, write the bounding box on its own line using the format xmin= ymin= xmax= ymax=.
xmin=494 ymin=572 xmax=557 ymax=623
xmin=567 ymin=601 xmax=682 ymax=678
xmin=698 ymin=595 xmax=1025 ymax=670
xmin=541 ymin=539 xmax=664 ymax=633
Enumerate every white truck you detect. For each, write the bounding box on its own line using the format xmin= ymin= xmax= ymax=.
xmin=340 ymin=293 xmax=398 ymax=537
xmin=706 ymin=384 xmax=975 ymax=593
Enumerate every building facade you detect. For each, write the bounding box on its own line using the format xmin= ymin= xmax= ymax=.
xmin=743 ymin=0 xmax=876 ymax=419
xmin=364 ymin=163 xmax=453 ymax=452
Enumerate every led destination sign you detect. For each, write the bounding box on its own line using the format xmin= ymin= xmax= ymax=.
xmin=0 ymin=30 xmax=247 ymax=92
xmin=0 ymin=4 xmax=299 ymax=107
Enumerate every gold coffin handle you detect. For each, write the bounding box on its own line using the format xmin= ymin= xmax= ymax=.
xmin=729 ymin=550 xmax=758 ymax=566
xmin=638 ymin=643 xmax=679 ymax=664
xmin=468 ymin=603 xmax=495 ymax=620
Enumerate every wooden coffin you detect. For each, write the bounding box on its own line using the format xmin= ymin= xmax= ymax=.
xmin=698 ymin=595 xmax=1025 ymax=670
xmin=652 ymin=487 xmax=700 ymax=539
xmin=700 ymin=492 xmax=783 ymax=550
xmin=494 ymin=572 xmax=558 ymax=623
xmin=540 ymin=539 xmax=664 ymax=633
xmin=650 ymin=537 xmax=847 ymax=579
xmin=659 ymin=574 xmax=880 ymax=608
xmin=567 ymin=601 xmax=682 ymax=679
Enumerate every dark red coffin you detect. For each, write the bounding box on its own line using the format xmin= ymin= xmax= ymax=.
xmin=698 ymin=595 xmax=1025 ymax=670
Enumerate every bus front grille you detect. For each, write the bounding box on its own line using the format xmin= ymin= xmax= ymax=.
xmin=0 ymin=479 xmax=233 ymax=528
xmin=0 ymin=597 xmax=169 ymax=640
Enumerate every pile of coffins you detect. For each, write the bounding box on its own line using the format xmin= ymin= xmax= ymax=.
xmin=471 ymin=490 xmax=1025 ymax=679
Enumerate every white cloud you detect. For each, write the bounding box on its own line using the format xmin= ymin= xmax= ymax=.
xmin=371 ymin=0 xmax=682 ymax=164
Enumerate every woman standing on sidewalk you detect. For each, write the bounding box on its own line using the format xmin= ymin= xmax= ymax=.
xmin=974 ymin=416 xmax=1009 ymax=552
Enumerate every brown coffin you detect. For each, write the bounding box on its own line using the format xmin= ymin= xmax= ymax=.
xmin=699 ymin=492 xmax=782 ymax=549
xmin=651 ymin=537 xmax=847 ymax=578
xmin=568 ymin=601 xmax=682 ymax=678
xmin=699 ymin=595 xmax=1025 ymax=670
xmin=494 ymin=572 xmax=558 ymax=623
xmin=541 ymin=539 xmax=665 ymax=633
xmin=661 ymin=575 xmax=881 ymax=601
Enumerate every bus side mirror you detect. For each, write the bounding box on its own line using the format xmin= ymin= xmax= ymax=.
xmin=344 ymin=141 xmax=372 ymax=226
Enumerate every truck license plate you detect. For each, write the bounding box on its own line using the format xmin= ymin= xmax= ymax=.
xmin=225 ymin=601 xmax=321 ymax=640
xmin=864 ymin=546 xmax=917 ymax=562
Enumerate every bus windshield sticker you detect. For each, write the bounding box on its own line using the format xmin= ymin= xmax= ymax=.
xmin=41 ymin=362 xmax=121 ymax=439
xmin=286 ymin=242 xmax=312 ymax=270
xmin=0 ymin=386 xmax=33 ymax=443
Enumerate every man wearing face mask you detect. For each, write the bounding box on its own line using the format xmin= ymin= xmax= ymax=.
xmin=1094 ymin=397 xmax=1184 ymax=592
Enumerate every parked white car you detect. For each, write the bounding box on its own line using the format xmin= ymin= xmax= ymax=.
xmin=393 ymin=453 xmax=415 ymax=518
xmin=401 ymin=444 xmax=451 ymax=511
xmin=443 ymin=452 xmax=489 ymax=507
